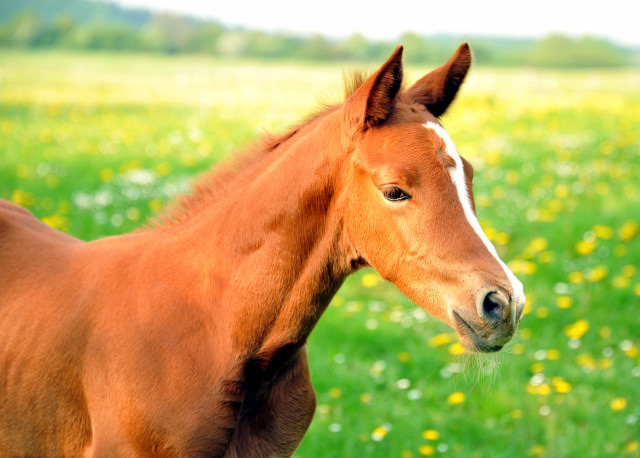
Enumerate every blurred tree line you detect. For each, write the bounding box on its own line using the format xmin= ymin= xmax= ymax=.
xmin=0 ymin=0 xmax=636 ymax=67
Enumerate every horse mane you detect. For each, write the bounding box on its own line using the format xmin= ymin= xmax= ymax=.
xmin=146 ymin=73 xmax=369 ymax=231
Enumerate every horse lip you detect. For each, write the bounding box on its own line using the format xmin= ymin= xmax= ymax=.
xmin=452 ymin=311 xmax=503 ymax=353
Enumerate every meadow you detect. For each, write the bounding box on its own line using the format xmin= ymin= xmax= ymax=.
xmin=1 ymin=50 xmax=639 ymax=457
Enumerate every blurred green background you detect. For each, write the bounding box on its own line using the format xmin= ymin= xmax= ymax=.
xmin=1 ymin=1 xmax=639 ymax=457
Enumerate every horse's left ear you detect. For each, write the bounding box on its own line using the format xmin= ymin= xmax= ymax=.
xmin=343 ymin=45 xmax=404 ymax=133
xmin=405 ymin=43 xmax=471 ymax=117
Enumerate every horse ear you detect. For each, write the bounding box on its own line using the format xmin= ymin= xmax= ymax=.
xmin=405 ymin=43 xmax=471 ymax=117
xmin=343 ymin=45 xmax=404 ymax=133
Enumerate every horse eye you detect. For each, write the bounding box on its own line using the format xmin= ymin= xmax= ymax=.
xmin=382 ymin=186 xmax=411 ymax=202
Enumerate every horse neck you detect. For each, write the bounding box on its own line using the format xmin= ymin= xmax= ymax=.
xmin=167 ymin=110 xmax=354 ymax=361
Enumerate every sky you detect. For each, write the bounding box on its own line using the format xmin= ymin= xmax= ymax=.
xmin=111 ymin=0 xmax=640 ymax=46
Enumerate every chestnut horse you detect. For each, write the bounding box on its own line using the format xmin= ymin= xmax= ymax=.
xmin=0 ymin=44 xmax=525 ymax=456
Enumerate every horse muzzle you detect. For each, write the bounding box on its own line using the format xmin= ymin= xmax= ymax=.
xmin=451 ymin=288 xmax=525 ymax=353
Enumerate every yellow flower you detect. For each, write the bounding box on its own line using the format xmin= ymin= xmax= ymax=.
xmin=45 ymin=175 xmax=59 ymax=189
xmin=362 ymin=273 xmax=378 ymax=288
xmin=599 ymin=327 xmax=612 ymax=338
xmin=554 ymin=183 xmax=569 ymax=198
xmin=16 ymin=164 xmax=31 ymax=179
xmin=577 ymin=353 xmax=596 ymax=370
xmin=512 ymin=343 xmax=525 ymax=355
xmin=536 ymin=384 xmax=551 ymax=396
xmin=418 ymin=445 xmax=435 ymax=456
xmin=421 ymin=429 xmax=439 ymax=441
xmin=371 ymin=425 xmax=389 ymax=441
xmin=428 ymin=333 xmax=453 ymax=348
xmin=99 ymin=168 xmax=115 ymax=182
xmin=610 ymin=398 xmax=627 ymax=411
xmin=538 ymin=251 xmax=554 ymax=263
xmin=554 ymin=380 xmax=571 ymax=394
xmin=509 ymin=259 xmax=537 ymax=275
xmin=619 ymin=220 xmax=639 ymax=242
xmin=528 ymin=444 xmax=546 ymax=456
xmin=596 ymin=182 xmax=610 ymax=195
xmin=568 ymin=271 xmax=584 ymax=284
xmin=148 ymin=198 xmax=164 ymax=212
xmin=126 ymin=207 xmax=141 ymax=222
xmin=612 ymin=276 xmax=630 ymax=288
xmin=592 ymin=224 xmax=613 ymax=239
xmin=154 ymin=162 xmax=172 ymax=176
xmin=328 ymin=388 xmax=342 ymax=399
xmin=41 ymin=214 xmax=70 ymax=232
xmin=494 ymin=232 xmax=510 ymax=245
xmin=564 ymin=320 xmax=590 ymax=340
xmin=622 ymin=265 xmax=637 ymax=277
xmin=546 ymin=349 xmax=560 ymax=360
xmin=576 ymin=239 xmax=596 ymax=255
xmin=614 ymin=244 xmax=628 ymax=256
xmin=510 ymin=409 xmax=523 ymax=419
xmin=447 ymin=392 xmax=466 ymax=405
xmin=530 ymin=362 xmax=545 ymax=374
xmin=359 ymin=393 xmax=372 ymax=404
xmin=624 ymin=441 xmax=639 ymax=453
xmin=556 ymin=296 xmax=573 ymax=309
xmin=476 ymin=194 xmax=491 ymax=208
xmin=492 ymin=186 xmax=505 ymax=199
xmin=361 ymin=273 xmax=379 ymax=288
xmin=618 ymin=220 xmax=640 ymax=242
xmin=484 ymin=226 xmax=498 ymax=241
xmin=506 ymin=170 xmax=519 ymax=185
xmin=397 ymin=352 xmax=410 ymax=363
xmin=536 ymin=307 xmax=549 ymax=319
xmin=586 ymin=265 xmax=608 ymax=282
xmin=634 ymin=284 xmax=640 ymax=296
xmin=11 ymin=189 xmax=36 ymax=207
xmin=599 ymin=358 xmax=613 ymax=370
xmin=448 ymin=342 xmax=466 ymax=356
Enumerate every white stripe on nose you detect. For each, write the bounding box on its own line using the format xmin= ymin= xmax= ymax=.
xmin=424 ymin=122 xmax=525 ymax=310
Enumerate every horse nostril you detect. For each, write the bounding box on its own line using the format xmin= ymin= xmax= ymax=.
xmin=482 ymin=291 xmax=505 ymax=321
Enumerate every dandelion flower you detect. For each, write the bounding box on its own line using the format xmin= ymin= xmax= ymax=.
xmin=556 ymin=296 xmax=573 ymax=309
xmin=361 ymin=273 xmax=378 ymax=288
xmin=371 ymin=425 xmax=389 ymax=441
xmin=564 ymin=320 xmax=590 ymax=340
xmin=447 ymin=392 xmax=466 ymax=405
xmin=418 ymin=445 xmax=435 ymax=456
xmin=554 ymin=380 xmax=572 ymax=394
xmin=576 ymin=240 xmax=596 ymax=255
xmin=421 ymin=429 xmax=439 ymax=440
xmin=428 ymin=333 xmax=453 ymax=348
xmin=448 ymin=342 xmax=466 ymax=356
xmin=610 ymin=398 xmax=627 ymax=411
xmin=397 ymin=352 xmax=411 ymax=363
xmin=528 ymin=444 xmax=546 ymax=456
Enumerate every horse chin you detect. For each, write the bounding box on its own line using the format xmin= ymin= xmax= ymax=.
xmin=451 ymin=311 xmax=508 ymax=353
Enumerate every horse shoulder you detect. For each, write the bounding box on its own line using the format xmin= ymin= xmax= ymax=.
xmin=78 ymin=263 xmax=240 ymax=455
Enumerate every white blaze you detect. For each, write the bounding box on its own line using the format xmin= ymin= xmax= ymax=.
xmin=424 ymin=122 xmax=525 ymax=308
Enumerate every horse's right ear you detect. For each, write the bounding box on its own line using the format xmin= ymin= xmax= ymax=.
xmin=342 ymin=46 xmax=404 ymax=135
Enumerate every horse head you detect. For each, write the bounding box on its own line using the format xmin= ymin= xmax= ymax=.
xmin=339 ymin=44 xmax=525 ymax=352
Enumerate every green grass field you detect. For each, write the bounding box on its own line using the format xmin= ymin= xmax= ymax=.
xmin=1 ymin=50 xmax=639 ymax=457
